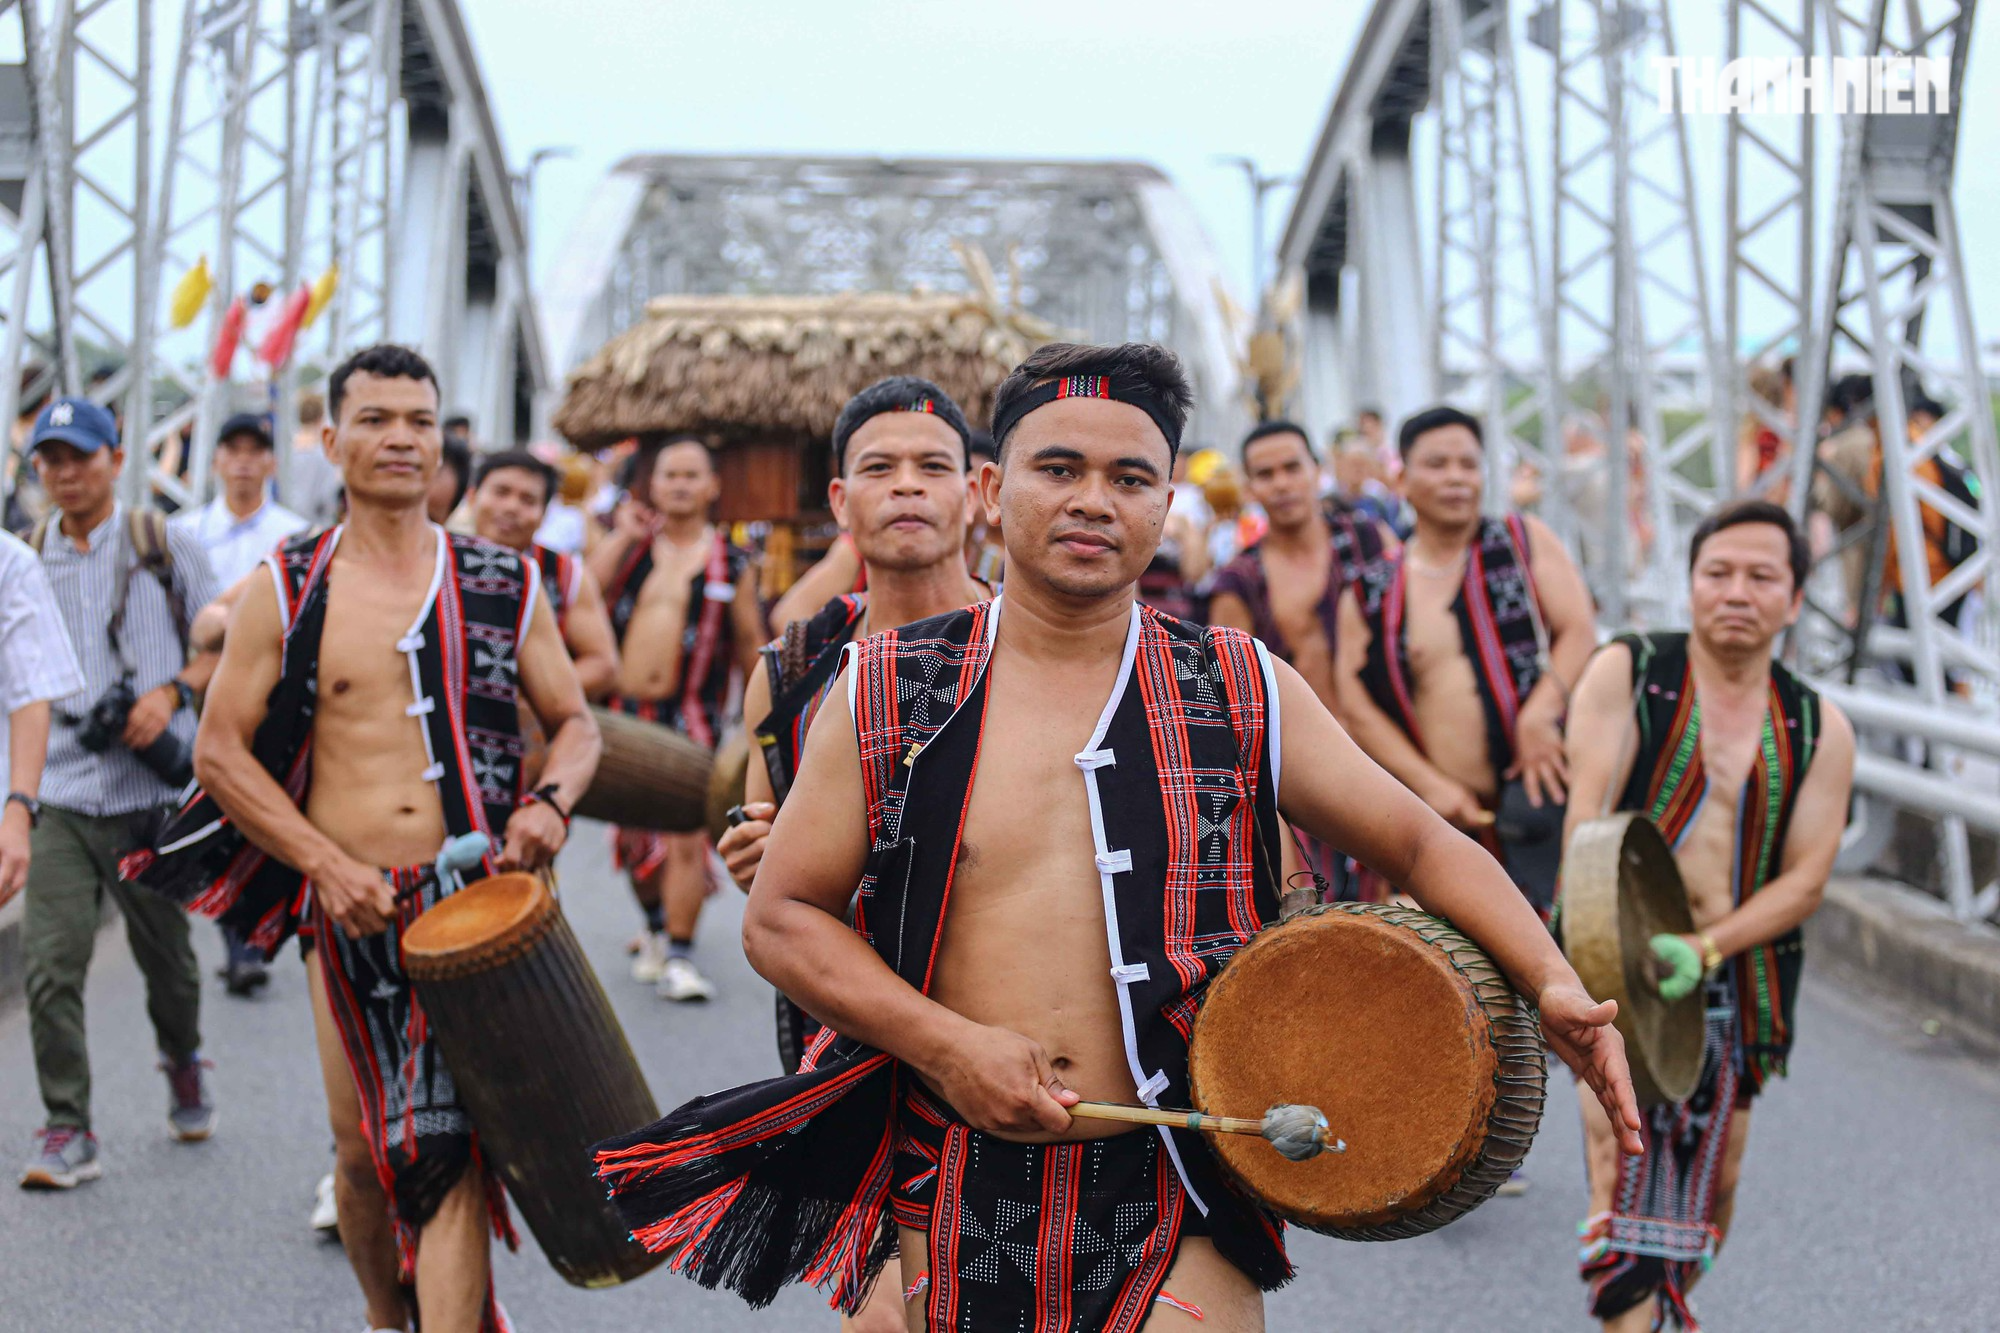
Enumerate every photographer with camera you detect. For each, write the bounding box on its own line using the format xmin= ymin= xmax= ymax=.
xmin=17 ymin=396 xmax=221 ymax=1191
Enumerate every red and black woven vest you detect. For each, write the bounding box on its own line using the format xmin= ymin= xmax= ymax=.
xmin=590 ymin=597 xmax=1294 ymax=1312
xmin=125 ymin=527 xmax=534 ymax=955
xmin=1608 ymin=630 xmax=1821 ymax=1092
xmin=833 ymin=598 xmax=1293 ymax=1284
xmin=604 ymin=531 xmax=752 ymax=746
xmin=755 ymin=592 xmax=867 ymax=803
xmin=1357 ymin=512 xmax=1544 ymax=774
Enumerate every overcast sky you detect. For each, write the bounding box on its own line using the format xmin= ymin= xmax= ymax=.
xmin=462 ymin=0 xmax=2000 ymax=361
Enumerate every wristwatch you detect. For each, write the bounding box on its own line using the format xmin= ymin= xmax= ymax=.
xmin=5 ymin=791 xmax=39 ymax=829
xmin=169 ymin=679 xmax=196 ymax=712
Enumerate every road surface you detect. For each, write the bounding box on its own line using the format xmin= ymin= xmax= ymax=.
xmin=2 ymin=825 xmax=1995 ymax=1331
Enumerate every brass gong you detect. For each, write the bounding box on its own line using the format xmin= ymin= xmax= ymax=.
xmin=1561 ymin=813 xmax=1704 ymax=1106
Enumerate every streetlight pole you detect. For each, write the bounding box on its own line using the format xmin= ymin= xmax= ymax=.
xmin=1216 ymin=155 xmax=1295 ymax=301
xmin=518 ymin=146 xmax=576 ymax=268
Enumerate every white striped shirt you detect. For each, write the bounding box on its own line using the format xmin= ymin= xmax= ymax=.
xmin=0 ymin=529 xmax=85 ymax=796
xmin=36 ymin=505 xmax=221 ymax=814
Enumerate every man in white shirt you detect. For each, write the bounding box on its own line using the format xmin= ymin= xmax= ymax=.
xmin=0 ymin=529 xmax=85 ymax=906
xmin=171 ymin=413 xmax=311 ymax=588
xmin=170 ymin=412 xmax=308 ymax=994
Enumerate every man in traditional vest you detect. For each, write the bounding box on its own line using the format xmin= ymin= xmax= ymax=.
xmin=1334 ymin=405 xmax=1595 ymax=911
xmin=715 ymin=374 xmax=990 ymax=1333
xmin=594 ymin=342 xmax=1643 ymax=1331
xmin=468 ymin=448 xmax=619 ymax=706
xmin=1560 ymin=499 xmax=1853 ymax=1333
xmin=590 ymin=434 xmax=762 ymax=1002
xmin=126 ymin=343 xmax=601 ymax=1333
xmin=1211 ymin=419 xmax=1392 ymax=899
xmin=717 ymin=374 xmax=987 ymax=910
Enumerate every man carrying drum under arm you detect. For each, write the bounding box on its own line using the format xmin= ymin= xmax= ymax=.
xmin=596 ymin=341 xmax=1643 ymax=1332
xmin=589 ymin=434 xmax=762 ymax=1002
xmin=127 ymin=343 xmax=600 ymax=1333
xmin=1559 ymin=499 xmax=1852 ymax=1333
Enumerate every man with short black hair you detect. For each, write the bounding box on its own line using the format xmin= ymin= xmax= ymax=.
xmin=597 ymin=342 xmax=1641 ymax=1330
xmin=174 ymin=413 xmax=309 ymax=588
xmin=718 ymin=373 xmax=987 ymax=1013
xmin=469 ymin=448 xmax=619 ymax=704
xmin=1212 ymin=420 xmax=1392 ymax=898
xmin=1561 ymin=498 xmax=1852 ymax=1331
xmin=134 ymin=341 xmax=599 ymax=1332
xmin=19 ymin=395 xmax=222 ymax=1188
xmin=1334 ymin=405 xmax=1594 ymax=914
xmin=596 ymin=434 xmax=762 ymax=1001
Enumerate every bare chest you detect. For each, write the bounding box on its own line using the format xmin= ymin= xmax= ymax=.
xmin=315 ymin=571 xmax=433 ymax=723
xmin=1670 ymin=701 xmax=1770 ymax=916
xmin=1403 ymin=578 xmax=1471 ymax=678
xmin=957 ymin=663 xmax=1107 ymax=881
xmin=1261 ymin=550 xmax=1332 ymax=647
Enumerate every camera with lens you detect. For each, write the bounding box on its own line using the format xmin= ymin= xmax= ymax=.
xmin=68 ymin=676 xmax=195 ymax=788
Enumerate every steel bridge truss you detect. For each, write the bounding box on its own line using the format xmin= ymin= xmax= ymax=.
xmin=0 ymin=0 xmax=543 ymax=516
xmin=1280 ymin=0 xmax=1998 ymax=920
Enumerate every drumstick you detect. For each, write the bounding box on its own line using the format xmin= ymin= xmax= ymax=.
xmin=397 ymin=832 xmax=494 ymax=903
xmin=1069 ymin=1101 xmax=1345 ymax=1161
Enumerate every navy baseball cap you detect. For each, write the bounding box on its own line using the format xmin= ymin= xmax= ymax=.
xmin=30 ymin=396 xmax=119 ymax=453
xmin=216 ymin=410 xmax=275 ymax=449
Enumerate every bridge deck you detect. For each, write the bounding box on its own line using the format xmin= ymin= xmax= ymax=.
xmin=2 ymin=828 xmax=1994 ymax=1330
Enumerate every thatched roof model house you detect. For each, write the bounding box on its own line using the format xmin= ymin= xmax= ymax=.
xmin=555 ymin=289 xmax=1059 ymax=526
xmin=555 ymin=291 xmax=1050 ymax=446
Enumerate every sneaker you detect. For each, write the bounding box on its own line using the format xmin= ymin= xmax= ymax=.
xmin=630 ymin=932 xmax=669 ymax=984
xmin=19 ymin=1127 xmax=101 ymax=1190
xmin=1497 ymin=1169 xmax=1529 ymax=1197
xmin=221 ymin=955 xmax=270 ymax=997
xmin=311 ymin=1171 xmax=339 ymax=1234
xmin=162 ymin=1055 xmax=217 ymax=1141
xmin=657 ymin=955 xmax=717 ymax=1003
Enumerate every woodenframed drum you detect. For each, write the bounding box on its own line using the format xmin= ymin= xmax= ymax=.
xmin=1560 ymin=812 xmax=1703 ymax=1106
xmin=705 ymin=732 xmax=750 ymax=845
xmin=1188 ymin=903 xmax=1546 ymax=1241
xmin=572 ymin=705 xmax=712 ymax=832
xmin=403 ymin=873 xmax=665 ymax=1287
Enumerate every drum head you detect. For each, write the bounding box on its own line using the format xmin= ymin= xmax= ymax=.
xmin=1561 ymin=814 xmax=1703 ymax=1105
xmin=1189 ymin=903 xmax=1545 ymax=1240
xmin=403 ymin=873 xmax=556 ymax=981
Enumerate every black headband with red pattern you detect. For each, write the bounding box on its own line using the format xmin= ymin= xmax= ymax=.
xmin=990 ymin=374 xmax=1183 ymax=461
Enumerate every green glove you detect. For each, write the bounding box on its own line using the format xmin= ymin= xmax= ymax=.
xmin=1646 ymin=933 xmax=1702 ymax=1002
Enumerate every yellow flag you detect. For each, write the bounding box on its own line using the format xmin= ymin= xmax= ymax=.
xmin=302 ymin=262 xmax=339 ymax=329
xmin=168 ymin=256 xmax=212 ymax=329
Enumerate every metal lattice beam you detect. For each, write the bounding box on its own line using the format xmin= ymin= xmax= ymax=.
xmin=0 ymin=0 xmax=540 ymax=520
xmin=543 ymin=154 xmax=1245 ymax=444
xmin=1432 ymin=0 xmax=1567 ymax=538
xmin=1722 ymin=0 xmax=1819 ymax=505
xmin=1531 ymin=0 xmax=1720 ymax=625
xmin=1791 ymin=0 xmax=1999 ymax=921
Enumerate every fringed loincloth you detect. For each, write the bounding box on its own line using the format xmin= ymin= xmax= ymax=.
xmin=892 ymin=1083 xmax=1198 ymax=1332
xmin=1580 ymin=981 xmax=1749 ymax=1332
xmin=316 ymin=863 xmax=517 ymax=1327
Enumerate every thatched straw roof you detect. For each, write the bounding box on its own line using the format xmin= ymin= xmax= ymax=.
xmin=554 ymin=290 xmax=1060 ymax=447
